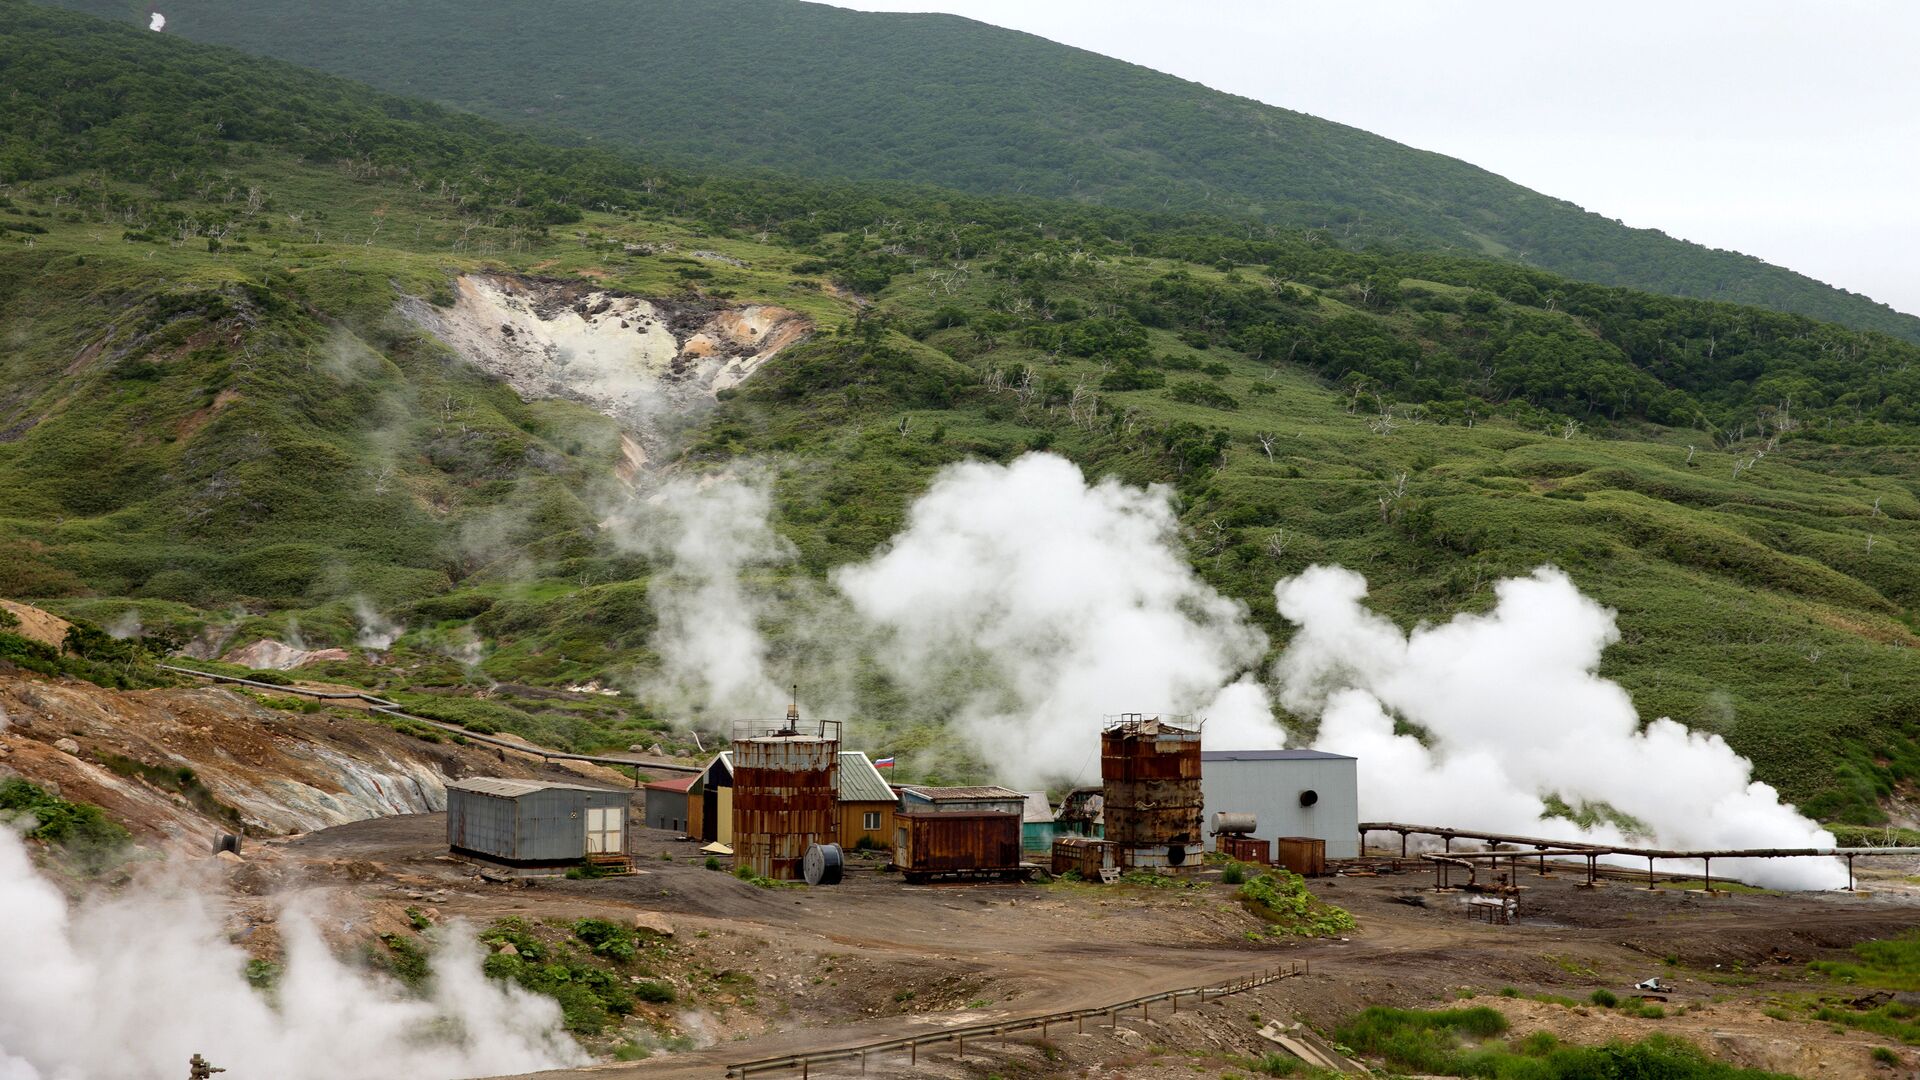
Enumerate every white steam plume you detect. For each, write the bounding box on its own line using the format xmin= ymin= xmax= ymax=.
xmin=834 ymin=454 xmax=1278 ymax=786
xmin=0 ymin=830 xmax=584 ymax=1079
xmin=610 ymin=474 xmax=794 ymax=723
xmin=105 ymin=610 xmax=143 ymax=641
xmin=1272 ymin=565 xmax=1846 ymax=890
xmin=148 ymin=11 xmax=165 ymax=32
xmin=353 ymin=597 xmax=404 ymax=650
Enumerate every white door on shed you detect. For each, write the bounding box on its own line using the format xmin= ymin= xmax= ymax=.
xmin=585 ymin=807 xmax=624 ymax=854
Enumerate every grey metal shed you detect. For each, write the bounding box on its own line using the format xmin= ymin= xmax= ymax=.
xmin=1199 ymin=750 xmax=1360 ymax=859
xmin=446 ymin=778 xmax=632 ymax=865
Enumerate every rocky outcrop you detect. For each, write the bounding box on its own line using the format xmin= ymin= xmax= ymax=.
xmin=0 ymin=673 xmax=624 ymax=854
xmin=402 ymin=274 xmax=810 ymax=468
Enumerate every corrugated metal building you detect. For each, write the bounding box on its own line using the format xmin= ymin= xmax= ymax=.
xmin=732 ymin=718 xmax=840 ymax=881
xmin=446 ymin=778 xmax=632 ymax=866
xmin=896 ymin=785 xmax=1027 ymax=815
xmin=643 ymin=775 xmax=697 ymax=832
xmin=690 ymin=748 xmax=894 ymax=853
xmin=1102 ymin=715 xmax=1206 ymax=873
xmin=892 ymin=785 xmax=1027 ymax=882
xmin=689 ymin=751 xmax=735 ymax=845
xmin=837 ymin=751 xmax=896 ymax=851
xmin=1199 ymin=749 xmax=1359 ymax=859
xmin=1019 ymin=791 xmax=1055 ymax=856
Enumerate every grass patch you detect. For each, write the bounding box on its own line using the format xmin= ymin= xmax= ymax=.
xmin=1809 ymin=929 xmax=1920 ymax=992
xmin=0 ymin=778 xmax=132 ymax=868
xmin=1337 ymin=1006 xmax=1791 ymax=1078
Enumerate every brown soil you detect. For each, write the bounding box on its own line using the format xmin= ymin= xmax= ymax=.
xmin=280 ymin=814 xmax=1920 ymax=1080
xmin=0 ymin=598 xmax=72 ymax=647
xmin=7 ymin=667 xmax=1915 ymax=1078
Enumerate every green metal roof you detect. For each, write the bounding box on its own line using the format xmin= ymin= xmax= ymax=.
xmin=837 ymin=751 xmax=896 ymax=803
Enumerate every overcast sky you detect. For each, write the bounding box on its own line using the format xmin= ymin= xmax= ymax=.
xmin=835 ymin=1 xmax=1920 ymax=317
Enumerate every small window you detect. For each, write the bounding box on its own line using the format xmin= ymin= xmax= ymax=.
xmin=863 ymin=811 xmax=882 ymax=830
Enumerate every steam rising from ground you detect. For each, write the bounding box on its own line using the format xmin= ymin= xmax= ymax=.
xmin=609 ymin=474 xmax=794 ymax=721
xmin=619 ymin=453 xmax=1840 ymax=887
xmin=353 ymin=597 xmax=405 ymax=650
xmin=0 ymin=830 xmax=583 ymax=1080
xmin=835 ymin=455 xmax=1277 ymax=784
xmin=1272 ymin=565 xmax=1846 ymax=889
xmin=148 ymin=11 xmax=165 ymax=32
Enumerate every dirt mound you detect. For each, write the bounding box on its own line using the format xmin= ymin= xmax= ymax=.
xmin=221 ymin=638 xmax=354 ymax=670
xmin=0 ymin=599 xmax=71 ymax=647
xmin=0 ymin=672 xmax=628 ymax=853
xmin=401 ymin=274 xmax=810 ymax=467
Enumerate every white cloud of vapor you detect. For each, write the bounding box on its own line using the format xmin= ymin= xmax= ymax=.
xmin=609 ymin=474 xmax=795 ymax=724
xmin=833 ymin=453 xmax=1279 ymax=785
xmin=1271 ymin=564 xmax=1846 ymax=890
xmin=0 ymin=829 xmax=583 ymax=1080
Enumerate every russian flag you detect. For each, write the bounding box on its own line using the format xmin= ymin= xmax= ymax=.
xmin=873 ymin=756 xmax=895 ymax=768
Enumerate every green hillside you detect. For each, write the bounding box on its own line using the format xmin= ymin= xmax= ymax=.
xmin=2 ymin=2 xmax=1917 ymax=823
xmin=40 ymin=0 xmax=1920 ymax=343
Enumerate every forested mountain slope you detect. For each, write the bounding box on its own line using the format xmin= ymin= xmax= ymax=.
xmin=41 ymin=0 xmax=1920 ymax=343
xmin=2 ymin=3 xmax=1917 ymax=825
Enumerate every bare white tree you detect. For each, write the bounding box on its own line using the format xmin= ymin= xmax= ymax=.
xmin=1685 ymin=445 xmax=1697 ymax=465
xmin=1257 ymin=433 xmax=1277 ymax=462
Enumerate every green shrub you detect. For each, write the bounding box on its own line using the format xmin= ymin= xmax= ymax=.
xmin=633 ymin=980 xmax=675 ymax=1004
xmin=1590 ymin=988 xmax=1619 ymax=1007
xmin=1238 ymin=869 xmax=1356 ymax=936
xmin=0 ymin=779 xmax=132 ymax=863
xmin=572 ymin=917 xmax=638 ymax=961
xmin=704 ymin=855 xmax=723 ymax=870
xmin=1220 ymin=861 xmax=1247 ymax=885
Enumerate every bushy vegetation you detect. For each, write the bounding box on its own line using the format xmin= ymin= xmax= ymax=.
xmin=44 ymin=0 xmax=1920 ymax=341
xmin=477 ymin=917 xmax=664 ymax=1035
xmin=1336 ymin=1006 xmax=1791 ymax=1078
xmin=1237 ymin=870 xmax=1356 ymax=937
xmin=0 ymin=779 xmax=132 ymax=867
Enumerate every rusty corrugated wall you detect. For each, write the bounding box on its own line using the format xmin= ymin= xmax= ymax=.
xmin=1101 ymin=718 xmax=1205 ymax=873
xmin=731 ymin=735 xmax=838 ymax=880
xmin=893 ymin=812 xmax=1022 ymax=877
xmin=1216 ymin=834 xmax=1271 ymax=865
xmin=1050 ymin=836 xmax=1115 ymax=878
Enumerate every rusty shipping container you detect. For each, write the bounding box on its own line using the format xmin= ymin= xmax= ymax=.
xmin=1215 ymin=834 xmax=1271 ymax=865
xmin=892 ymin=811 xmax=1022 ymax=882
xmin=1100 ymin=714 xmax=1205 ymax=873
xmin=731 ymin=720 xmax=839 ymax=881
xmin=1273 ymin=836 xmax=1328 ymax=877
xmin=1050 ymin=836 xmax=1116 ymax=879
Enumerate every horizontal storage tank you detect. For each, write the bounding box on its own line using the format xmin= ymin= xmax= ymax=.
xmin=893 ymin=811 xmax=1023 ymax=882
xmin=1211 ymin=811 xmax=1257 ymax=836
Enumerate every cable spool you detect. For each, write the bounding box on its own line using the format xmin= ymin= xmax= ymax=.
xmin=802 ymin=842 xmax=844 ymax=886
xmin=1211 ymin=812 xmax=1257 ymax=836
